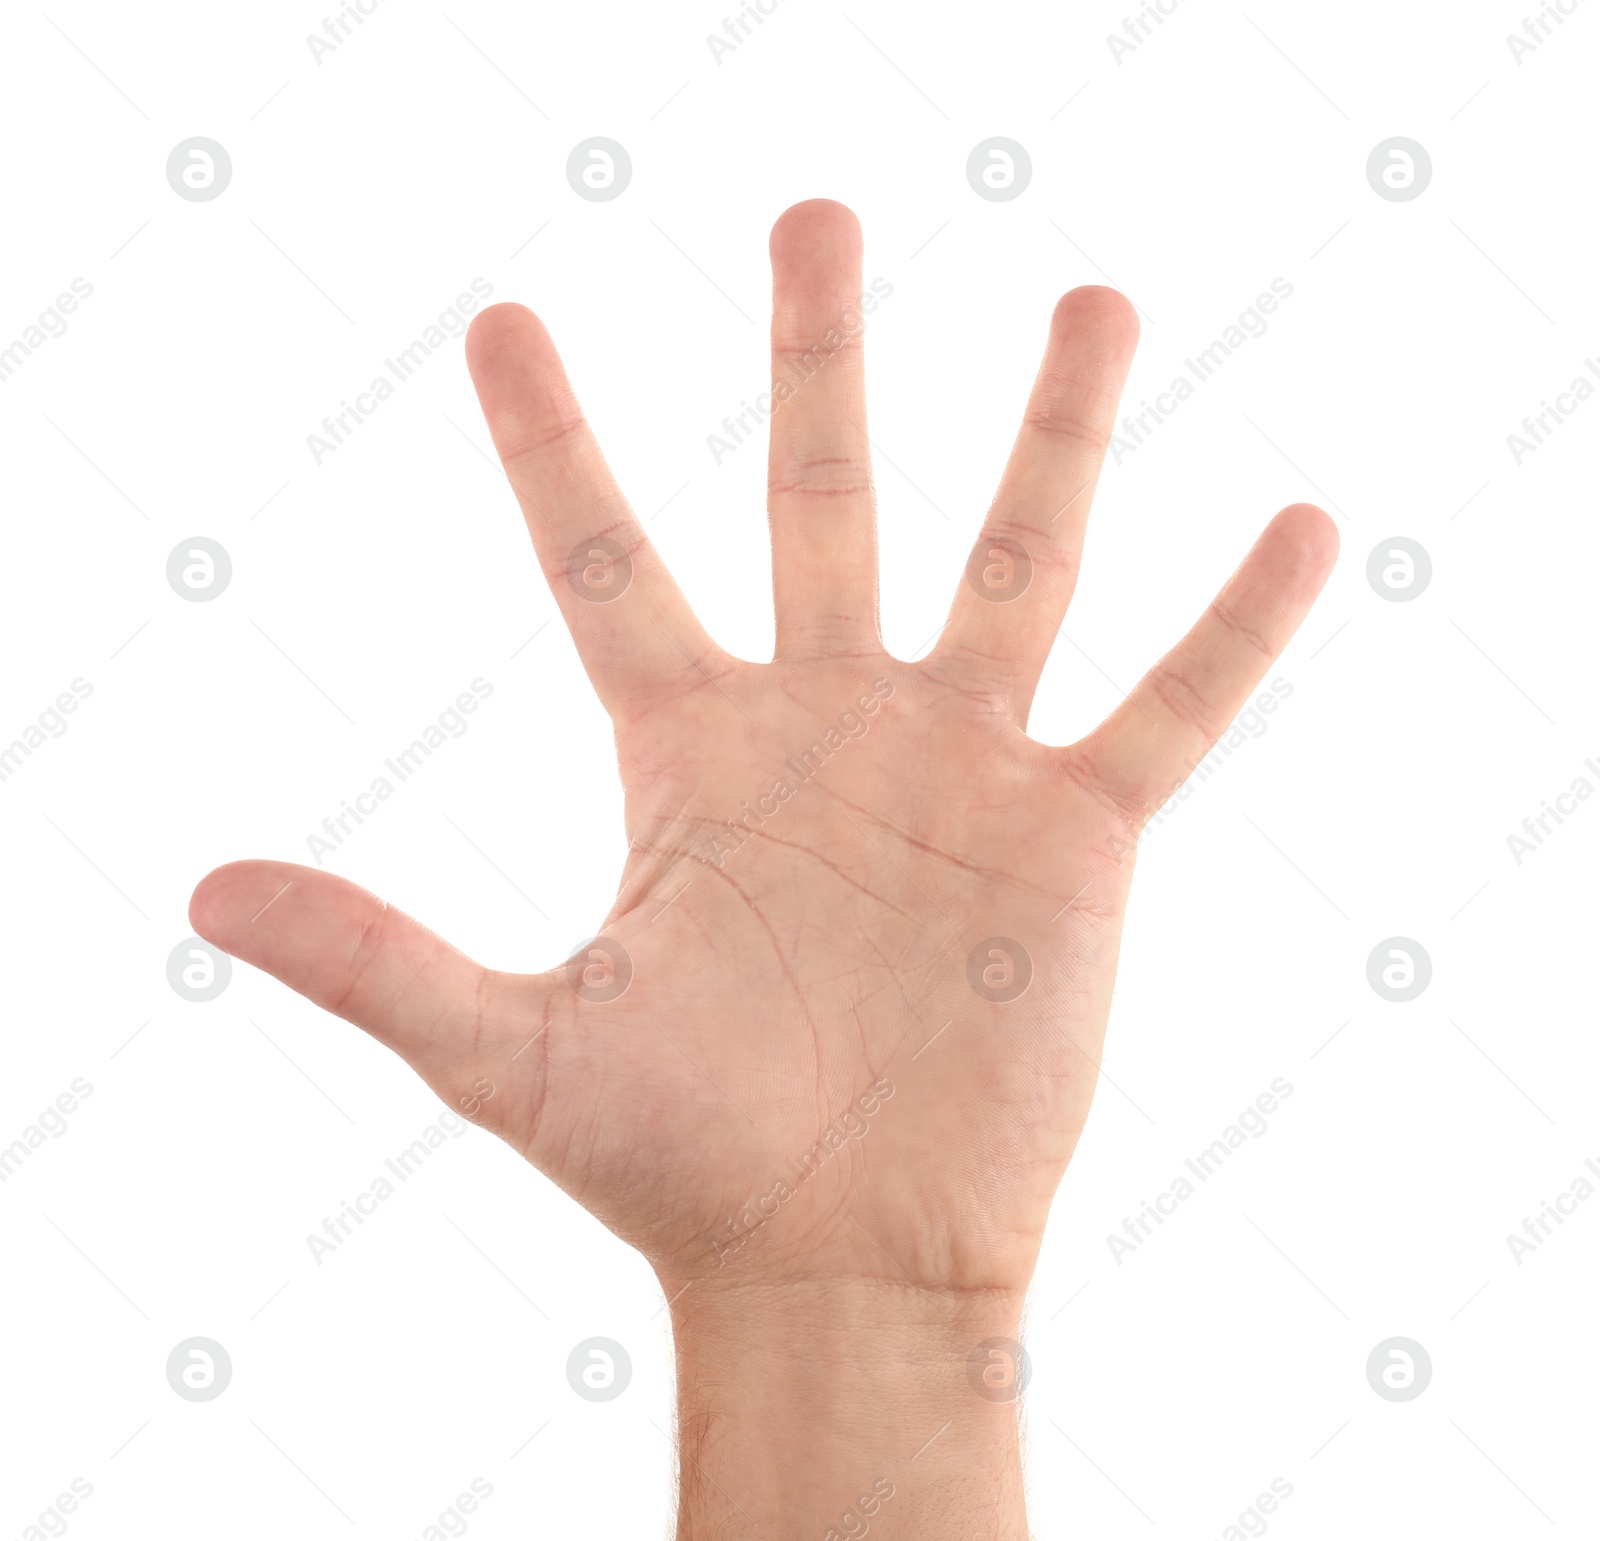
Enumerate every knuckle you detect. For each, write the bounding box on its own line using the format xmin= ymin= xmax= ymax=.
xmin=497 ymin=411 xmax=587 ymax=472
xmin=768 ymin=454 xmax=874 ymax=501
xmin=1143 ymin=660 xmax=1218 ymax=740
xmin=1210 ymin=597 xmax=1274 ymax=660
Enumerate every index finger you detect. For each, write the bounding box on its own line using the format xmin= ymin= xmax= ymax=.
xmin=466 ymin=303 xmax=723 ymax=718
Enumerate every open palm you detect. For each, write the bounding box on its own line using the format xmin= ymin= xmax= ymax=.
xmin=192 ymin=200 xmax=1336 ymax=1308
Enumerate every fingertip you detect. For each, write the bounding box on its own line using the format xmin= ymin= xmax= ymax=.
xmin=189 ymin=859 xmax=251 ymax=946
xmin=465 ymin=302 xmax=549 ymax=380
xmin=1267 ymin=502 xmax=1341 ymax=594
xmin=1052 ymin=286 xmax=1140 ymax=355
xmin=188 ymin=859 xmax=319 ymax=954
xmin=769 ymin=199 xmax=862 ymax=272
xmin=1281 ymin=500 xmax=1341 ymax=555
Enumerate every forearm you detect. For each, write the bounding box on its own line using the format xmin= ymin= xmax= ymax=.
xmin=668 ymin=1279 xmax=1030 ymax=1541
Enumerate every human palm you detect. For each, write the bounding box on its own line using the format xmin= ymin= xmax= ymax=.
xmin=192 ymin=200 xmax=1336 ymax=1308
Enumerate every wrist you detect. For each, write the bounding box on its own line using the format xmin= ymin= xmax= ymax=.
xmin=667 ymin=1277 xmax=1031 ymax=1541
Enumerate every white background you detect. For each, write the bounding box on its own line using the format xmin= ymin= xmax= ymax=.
xmin=2 ymin=1 xmax=1597 ymax=1535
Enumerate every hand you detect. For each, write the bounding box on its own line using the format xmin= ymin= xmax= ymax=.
xmin=191 ymin=199 xmax=1336 ymax=1539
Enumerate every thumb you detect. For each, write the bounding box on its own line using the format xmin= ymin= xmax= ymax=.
xmin=189 ymin=860 xmax=544 ymax=1113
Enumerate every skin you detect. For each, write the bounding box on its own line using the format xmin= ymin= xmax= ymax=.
xmin=191 ymin=199 xmax=1338 ymax=1539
